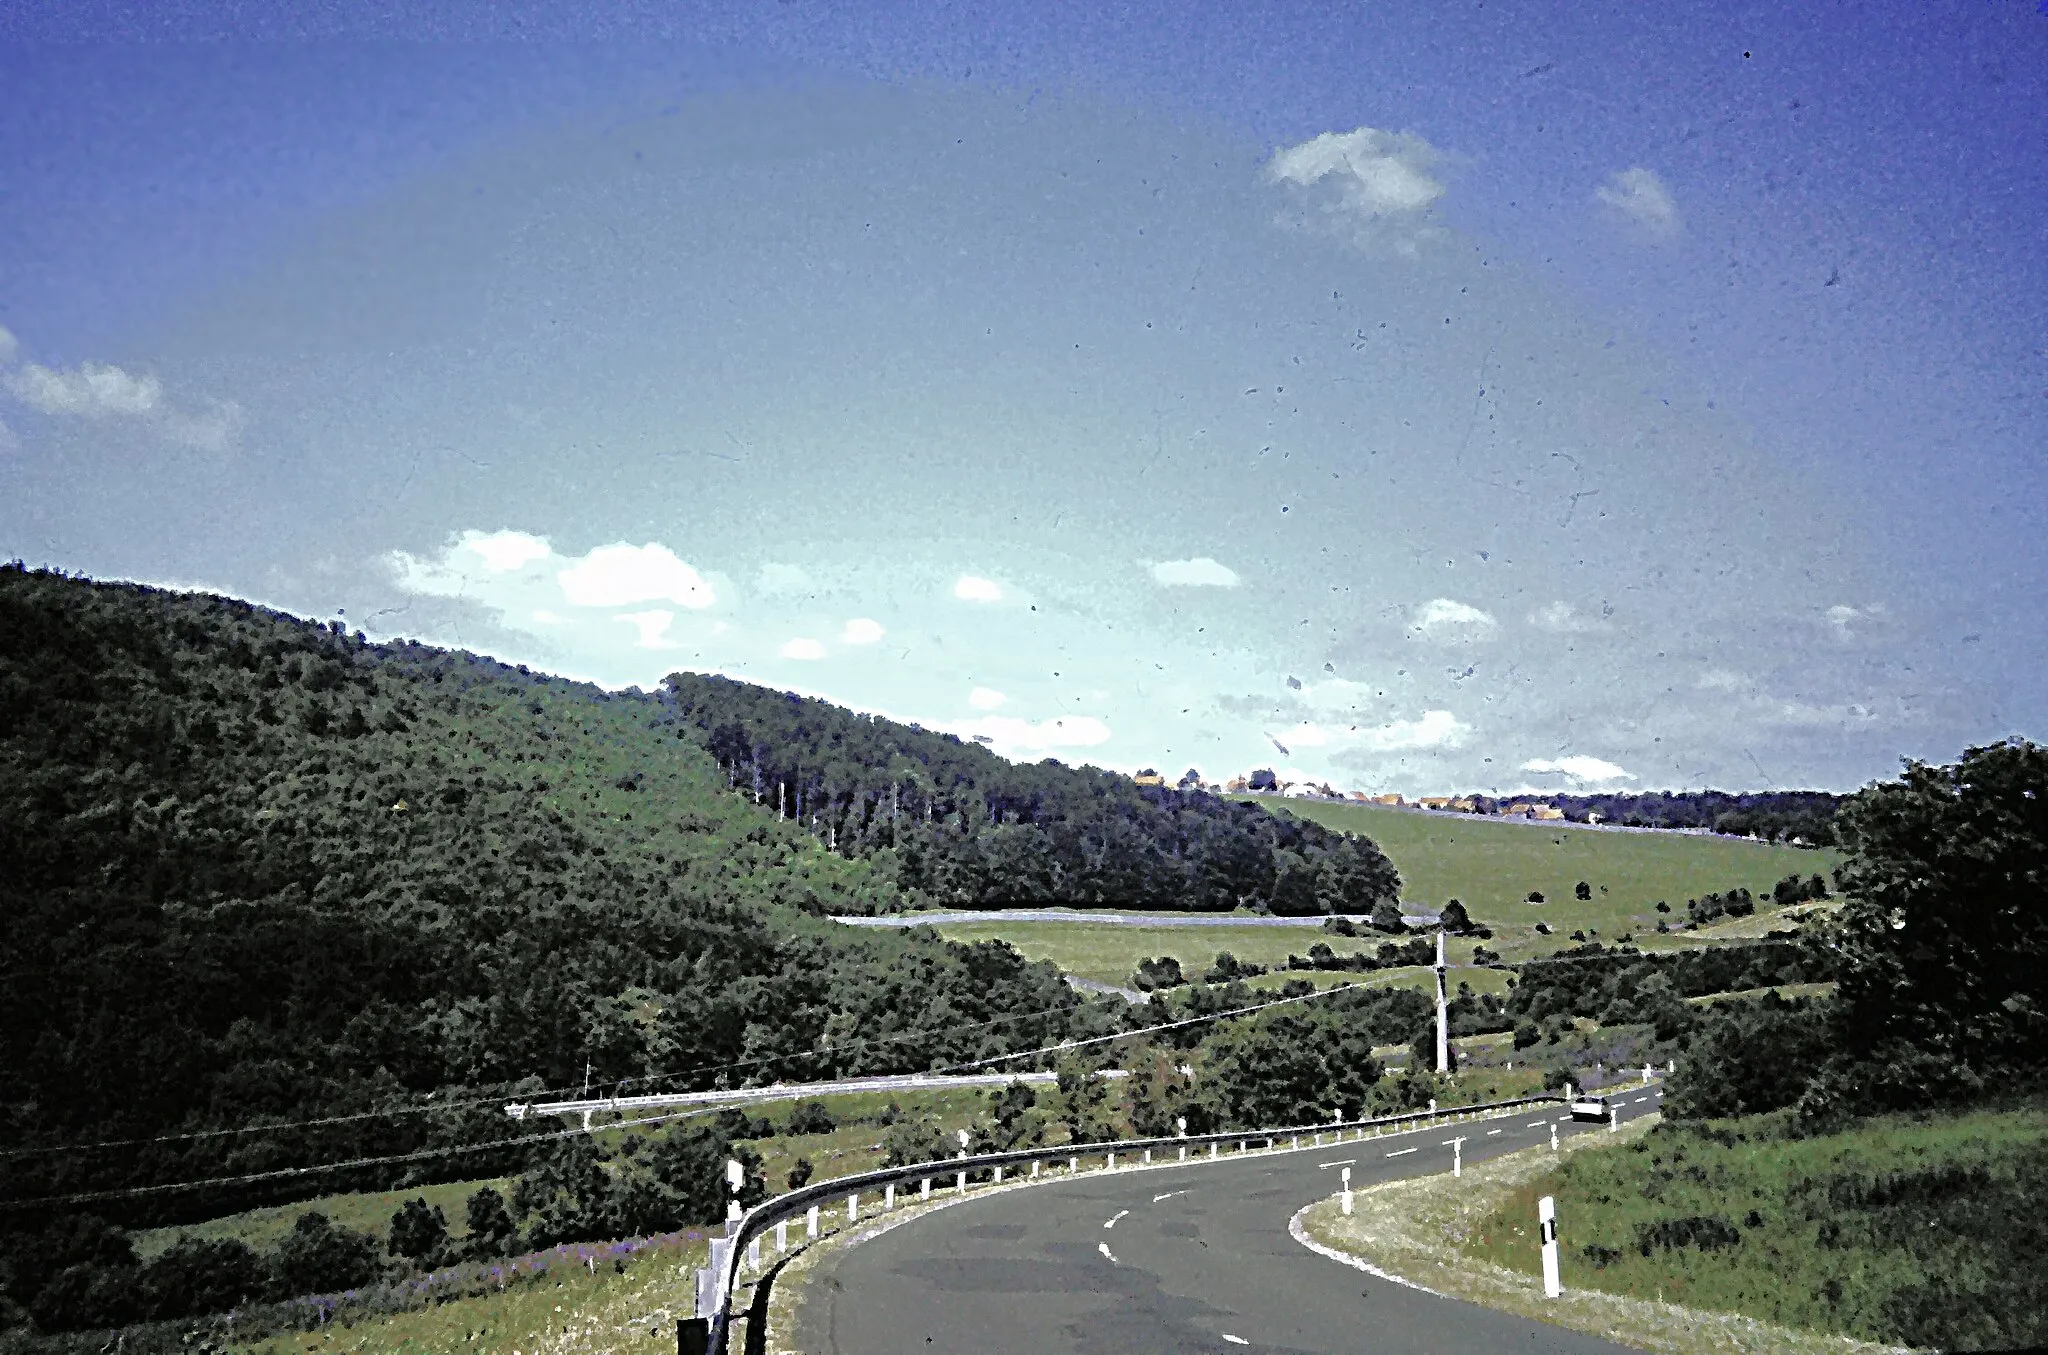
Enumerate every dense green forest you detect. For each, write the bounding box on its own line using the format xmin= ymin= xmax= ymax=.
xmin=661 ymin=672 xmax=1402 ymax=913
xmin=0 ymin=568 xmax=1132 ymax=1226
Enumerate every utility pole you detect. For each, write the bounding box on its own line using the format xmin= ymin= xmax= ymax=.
xmin=1433 ymin=927 xmax=1450 ymax=1074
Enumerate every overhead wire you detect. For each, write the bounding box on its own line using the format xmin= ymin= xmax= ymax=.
xmin=0 ymin=975 xmax=1398 ymax=1205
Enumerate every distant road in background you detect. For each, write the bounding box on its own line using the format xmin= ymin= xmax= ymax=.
xmin=833 ymin=910 xmax=1440 ymax=928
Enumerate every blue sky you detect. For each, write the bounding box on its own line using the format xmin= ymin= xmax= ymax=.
xmin=3 ymin=1 xmax=2044 ymax=793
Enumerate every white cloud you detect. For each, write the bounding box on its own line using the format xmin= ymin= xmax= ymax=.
xmin=1280 ymin=709 xmax=1470 ymax=752
xmin=1825 ymin=604 xmax=1875 ymax=639
xmin=1696 ymin=669 xmax=1748 ymax=692
xmin=0 ymin=326 xmax=17 ymax=366
xmin=558 ymin=543 xmax=715 ymax=609
xmin=617 ymin=610 xmax=681 ymax=649
xmin=780 ymin=637 xmax=827 ymax=660
xmin=1596 ymin=167 xmax=1679 ymax=235
xmin=531 ymin=610 xmax=565 ymax=625
xmin=968 ymin=686 xmax=1008 ymax=710
xmin=8 ymin=361 xmax=163 ymax=417
xmin=1148 ymin=557 xmax=1241 ymax=587
xmin=1267 ymin=127 xmax=1446 ymax=217
xmin=1529 ymin=601 xmax=1611 ymax=634
xmin=756 ymin=562 xmax=816 ymax=597
xmin=953 ymin=574 xmax=1004 ymax=603
xmin=1522 ymin=756 xmax=1636 ymax=783
xmin=461 ymin=529 xmax=553 ymax=573
xmin=1411 ymin=597 xmax=1497 ymax=642
xmin=841 ymin=617 xmax=885 ymax=644
xmin=943 ymin=714 xmax=1113 ymax=754
xmin=4 ymin=355 xmax=242 ymax=451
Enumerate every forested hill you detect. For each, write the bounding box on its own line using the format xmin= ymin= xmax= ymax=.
xmin=0 ymin=567 xmax=1117 ymax=1223
xmin=660 ymin=672 xmax=1402 ymax=913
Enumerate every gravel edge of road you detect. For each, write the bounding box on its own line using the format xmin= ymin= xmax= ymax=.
xmin=1290 ymin=1120 xmax=1921 ymax=1355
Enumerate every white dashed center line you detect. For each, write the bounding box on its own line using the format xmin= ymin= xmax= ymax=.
xmin=1152 ymin=1191 xmax=1184 ymax=1203
xmin=1527 ymin=1120 xmax=1548 ymax=1128
xmin=1223 ymin=1336 xmax=1250 ymax=1346
xmin=1634 ymin=1097 xmax=1650 ymax=1104
xmin=1104 ymin=1210 xmax=1129 ymax=1229
xmin=1098 ymin=1242 xmax=1118 ymax=1264
xmin=1487 ymin=1128 xmax=1502 ymax=1135
xmin=1386 ymin=1147 xmax=1417 ymax=1157
xmin=1318 ymin=1159 xmax=1356 ymax=1168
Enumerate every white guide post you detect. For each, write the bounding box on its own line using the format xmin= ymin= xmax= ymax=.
xmin=775 ymin=1219 xmax=787 ymax=1252
xmin=1550 ymin=1121 xmax=1559 ymax=1152
xmin=1069 ymin=1156 xmax=1079 ymax=1174
xmin=920 ymin=1177 xmax=931 ymax=1200
xmin=1451 ymin=1136 xmax=1465 ymax=1177
xmin=1210 ymin=1142 xmax=1219 ymax=1160
xmin=1031 ymin=1161 xmax=1041 ymax=1178
xmin=1539 ymin=1196 xmax=1562 ymax=1298
xmin=847 ymin=1193 xmax=858 ymax=1222
xmin=994 ymin=1165 xmax=1004 ymax=1183
xmin=1144 ymin=1148 xmax=1152 ymax=1163
xmin=746 ymin=1237 xmax=761 ymax=1270
xmin=805 ymin=1205 xmax=819 ymax=1239
xmin=885 ymin=1182 xmax=896 ymax=1209
xmin=956 ymin=1170 xmax=967 ymax=1193
xmin=1610 ymin=1103 xmax=1620 ymax=1133
xmin=1341 ymin=1165 xmax=1354 ymax=1216
xmin=1434 ymin=928 xmax=1450 ymax=1074
xmin=1107 ymin=1152 xmax=1116 ymax=1171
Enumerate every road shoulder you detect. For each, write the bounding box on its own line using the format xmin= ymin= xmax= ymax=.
xmin=1290 ymin=1117 xmax=1917 ymax=1355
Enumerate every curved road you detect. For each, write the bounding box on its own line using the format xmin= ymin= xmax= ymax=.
xmin=790 ymin=1089 xmax=1665 ymax=1354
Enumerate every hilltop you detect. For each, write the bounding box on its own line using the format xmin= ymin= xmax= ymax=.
xmin=0 ymin=568 xmax=1120 ymax=1221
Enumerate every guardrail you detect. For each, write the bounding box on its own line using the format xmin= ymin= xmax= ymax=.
xmin=687 ymin=1091 xmax=1566 ymax=1354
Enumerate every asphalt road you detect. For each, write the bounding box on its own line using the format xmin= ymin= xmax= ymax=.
xmin=789 ymin=1088 xmax=1666 ymax=1354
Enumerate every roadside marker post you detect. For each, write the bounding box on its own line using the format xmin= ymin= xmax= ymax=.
xmin=1550 ymin=1122 xmax=1559 ymax=1152
xmin=746 ymin=1237 xmax=760 ymax=1270
xmin=920 ymin=1177 xmax=931 ymax=1201
xmin=774 ymin=1219 xmax=787 ymax=1252
xmin=956 ymin=1170 xmax=967 ymax=1193
xmin=805 ymin=1204 xmax=819 ymax=1238
xmin=1341 ymin=1165 xmax=1354 ymax=1216
xmin=1449 ymin=1136 xmax=1466 ymax=1177
xmin=884 ymin=1182 xmax=896 ymax=1209
xmin=1539 ymin=1196 xmax=1562 ymax=1298
xmin=1610 ymin=1104 xmax=1620 ymax=1134
xmin=847 ymin=1193 xmax=858 ymax=1222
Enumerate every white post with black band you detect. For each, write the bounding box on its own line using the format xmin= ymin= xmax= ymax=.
xmin=1539 ymin=1195 xmax=1562 ymax=1298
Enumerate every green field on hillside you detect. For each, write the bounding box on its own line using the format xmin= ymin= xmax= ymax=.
xmin=1464 ymin=1104 xmax=2048 ymax=1351
xmin=1238 ymin=797 xmax=1837 ymax=962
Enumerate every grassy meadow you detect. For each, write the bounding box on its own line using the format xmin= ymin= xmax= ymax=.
xmin=915 ymin=800 xmax=1839 ymax=993
xmin=1244 ymin=796 xmax=1837 ymax=961
xmin=1464 ymin=1105 xmax=2048 ymax=1352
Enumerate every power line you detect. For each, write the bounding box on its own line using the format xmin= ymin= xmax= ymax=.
xmin=0 ymin=1104 xmax=727 ymax=1212
xmin=1 ymin=986 xmax=1132 ymax=1160
xmin=1 ymin=979 xmax=1388 ymax=1205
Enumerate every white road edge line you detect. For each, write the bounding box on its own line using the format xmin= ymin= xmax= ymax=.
xmin=1288 ymin=1204 xmax=1441 ymax=1296
xmin=1104 ymin=1210 xmax=1129 ymax=1229
xmin=1098 ymin=1242 xmax=1118 ymax=1263
xmin=1386 ymin=1147 xmax=1417 ymax=1157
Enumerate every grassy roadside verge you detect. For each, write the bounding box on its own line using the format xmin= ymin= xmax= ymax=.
xmin=1293 ymin=1119 xmax=1916 ymax=1355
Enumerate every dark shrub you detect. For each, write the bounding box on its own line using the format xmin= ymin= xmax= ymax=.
xmin=272 ymin=1211 xmax=382 ymax=1297
xmin=140 ymin=1237 xmax=268 ymax=1320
